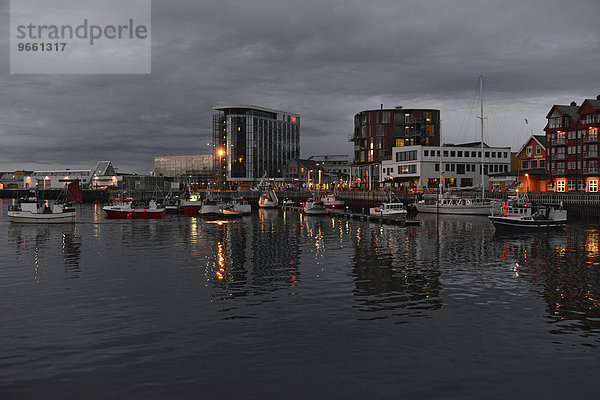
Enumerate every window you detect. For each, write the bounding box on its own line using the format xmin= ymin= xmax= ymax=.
xmin=435 ymin=163 xmax=440 ymax=172
xmin=521 ymin=160 xmax=529 ymax=169
xmin=539 ymin=159 xmax=546 ymax=168
xmin=443 ymin=151 xmax=448 ymax=157
xmin=526 ymin=146 xmax=532 ymax=156
xmin=491 ymin=152 xmax=496 ymax=158
xmin=590 ymin=179 xmax=599 ymax=192
xmin=531 ymin=160 xmax=538 ymax=168
xmin=424 ymin=150 xmax=429 ymax=156
xmin=457 ymin=151 xmax=463 ymax=157
xmin=471 ymin=151 xmax=477 ymax=157
xmin=485 ymin=151 xmax=490 ymax=158
xmin=556 ymin=179 xmax=566 ymax=192
xmin=457 ymin=164 xmax=465 ymax=174
xmin=536 ymin=146 xmax=541 ymax=154
xmin=568 ymin=180 xmax=576 ymax=191
xmin=382 ymin=112 xmax=390 ymax=124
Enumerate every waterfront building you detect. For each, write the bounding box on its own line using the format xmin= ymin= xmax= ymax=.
xmin=154 ymin=154 xmax=213 ymax=183
xmin=513 ymin=135 xmax=547 ymax=192
xmin=24 ymin=161 xmax=118 ymax=189
xmin=545 ymin=97 xmax=600 ymax=192
xmin=380 ymin=143 xmax=511 ymax=191
xmin=350 ymin=106 xmax=440 ymax=189
xmin=213 ymin=104 xmax=300 ymax=186
xmin=281 ymin=159 xmax=341 ymax=190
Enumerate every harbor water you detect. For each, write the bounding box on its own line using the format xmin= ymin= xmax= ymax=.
xmin=1 ymin=200 xmax=599 ymax=399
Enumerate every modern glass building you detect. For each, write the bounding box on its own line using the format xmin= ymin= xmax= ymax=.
xmin=213 ymin=105 xmax=300 ymax=184
xmin=154 ymin=155 xmax=214 ymax=181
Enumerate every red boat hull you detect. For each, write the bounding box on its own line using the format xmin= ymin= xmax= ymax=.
xmin=180 ymin=205 xmax=201 ymax=217
xmin=104 ymin=209 xmax=165 ymax=219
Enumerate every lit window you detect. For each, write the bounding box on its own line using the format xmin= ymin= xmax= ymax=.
xmin=589 ymin=179 xmax=598 ymax=192
xmin=556 ymin=179 xmax=566 ymax=192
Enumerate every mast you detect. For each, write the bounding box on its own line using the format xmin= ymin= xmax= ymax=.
xmin=478 ymin=75 xmax=485 ymax=198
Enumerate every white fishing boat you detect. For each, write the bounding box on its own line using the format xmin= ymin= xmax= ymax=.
xmin=228 ymin=196 xmax=252 ymax=214
xmin=370 ymin=202 xmax=407 ymax=216
xmin=199 ymin=189 xmax=226 ymax=217
xmin=303 ymin=198 xmax=328 ymax=215
xmin=258 ymin=190 xmax=278 ymax=208
xmin=370 ymin=189 xmax=407 ymax=216
xmin=489 ymin=194 xmax=567 ymax=230
xmin=7 ymin=180 xmax=81 ymax=224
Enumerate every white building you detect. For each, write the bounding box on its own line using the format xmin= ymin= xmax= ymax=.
xmin=23 ymin=161 xmax=119 ymax=189
xmin=380 ymin=143 xmax=511 ymax=191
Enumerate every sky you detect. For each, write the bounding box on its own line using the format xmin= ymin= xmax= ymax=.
xmin=1 ymin=0 xmax=599 ymax=174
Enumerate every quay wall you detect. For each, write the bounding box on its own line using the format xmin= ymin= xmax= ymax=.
xmin=1 ymin=189 xmax=598 ymax=219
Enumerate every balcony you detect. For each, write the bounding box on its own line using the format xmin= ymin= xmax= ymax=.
xmin=552 ymin=153 xmax=566 ymax=160
xmin=551 ymin=138 xmax=566 ymax=146
xmin=584 ymin=167 xmax=599 ymax=174
xmin=584 ymin=152 xmax=599 ymax=159
xmin=551 ymin=169 xmax=566 ymax=175
xmin=583 ymin=135 xmax=599 ymax=143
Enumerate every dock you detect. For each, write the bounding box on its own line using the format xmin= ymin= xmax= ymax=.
xmin=280 ymin=205 xmax=422 ymax=226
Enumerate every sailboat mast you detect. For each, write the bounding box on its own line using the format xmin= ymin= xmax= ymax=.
xmin=478 ymin=75 xmax=485 ymax=198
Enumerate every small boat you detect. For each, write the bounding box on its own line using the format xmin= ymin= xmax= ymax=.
xmin=258 ymin=190 xmax=278 ymax=208
xmin=7 ymin=180 xmax=81 ymax=224
xmin=282 ymin=198 xmax=294 ymax=206
xmin=370 ymin=189 xmax=407 ymax=216
xmin=369 ymin=202 xmax=407 ymax=216
xmin=103 ymin=199 xmax=166 ymax=219
xmin=489 ymin=194 xmax=567 ymax=230
xmin=321 ymin=193 xmax=345 ymax=211
xmin=304 ymin=198 xmax=328 ymax=215
xmin=179 ymin=192 xmax=203 ymax=216
xmin=164 ymin=189 xmax=180 ymax=214
xmin=228 ymin=196 xmax=252 ymax=214
xmin=219 ymin=209 xmax=242 ymax=219
xmin=199 ymin=188 xmax=226 ymax=217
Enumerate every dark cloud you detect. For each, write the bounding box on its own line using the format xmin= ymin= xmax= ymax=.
xmin=1 ymin=0 xmax=600 ymax=173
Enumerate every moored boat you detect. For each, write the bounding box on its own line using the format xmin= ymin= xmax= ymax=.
xmin=7 ymin=180 xmax=81 ymax=224
xmin=489 ymin=195 xmax=567 ymax=230
xmin=370 ymin=202 xmax=407 ymax=216
xmin=304 ymin=198 xmax=328 ymax=215
xmin=258 ymin=190 xmax=278 ymax=208
xmin=228 ymin=196 xmax=252 ymax=214
xmin=415 ymin=195 xmax=491 ymax=215
xmin=322 ymin=193 xmax=345 ymax=211
xmin=103 ymin=199 xmax=165 ymax=219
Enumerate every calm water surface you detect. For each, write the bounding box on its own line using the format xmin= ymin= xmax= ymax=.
xmin=1 ymin=200 xmax=600 ymax=399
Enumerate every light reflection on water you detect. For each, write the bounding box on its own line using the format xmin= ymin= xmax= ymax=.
xmin=1 ymin=201 xmax=600 ymax=397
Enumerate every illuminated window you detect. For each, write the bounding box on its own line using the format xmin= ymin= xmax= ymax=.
xmin=556 ymin=179 xmax=566 ymax=192
xmin=589 ymin=179 xmax=599 ymax=192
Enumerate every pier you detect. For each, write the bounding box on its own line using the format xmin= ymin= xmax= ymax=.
xmin=280 ymin=204 xmax=422 ymax=226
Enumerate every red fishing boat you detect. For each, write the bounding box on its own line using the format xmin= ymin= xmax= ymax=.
xmin=103 ymin=199 xmax=165 ymax=219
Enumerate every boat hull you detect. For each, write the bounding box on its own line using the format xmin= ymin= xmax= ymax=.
xmin=8 ymin=210 xmax=76 ymax=224
xmin=179 ymin=204 xmax=201 ymax=217
xmin=103 ymin=208 xmax=165 ymax=219
xmin=489 ymin=216 xmax=566 ymax=230
xmin=415 ymin=203 xmax=491 ymax=215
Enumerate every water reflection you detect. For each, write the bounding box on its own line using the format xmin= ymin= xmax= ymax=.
xmin=205 ymin=211 xmax=301 ymax=305
xmin=8 ymin=223 xmax=80 ymax=280
xmin=493 ymin=227 xmax=600 ymax=344
xmin=351 ymin=221 xmax=442 ymax=320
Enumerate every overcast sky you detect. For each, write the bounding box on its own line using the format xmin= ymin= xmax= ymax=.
xmin=1 ymin=0 xmax=599 ymax=173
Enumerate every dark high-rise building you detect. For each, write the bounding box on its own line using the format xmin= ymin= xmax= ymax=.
xmin=213 ymin=105 xmax=300 ymax=184
xmin=350 ymin=106 xmax=440 ymax=188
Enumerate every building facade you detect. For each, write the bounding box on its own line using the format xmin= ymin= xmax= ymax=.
xmin=380 ymin=143 xmax=511 ymax=191
xmin=154 ymin=155 xmax=213 ymax=182
xmin=213 ymin=104 xmax=300 ymax=185
xmin=350 ymin=106 xmax=440 ymax=188
xmin=545 ymin=98 xmax=600 ymax=192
